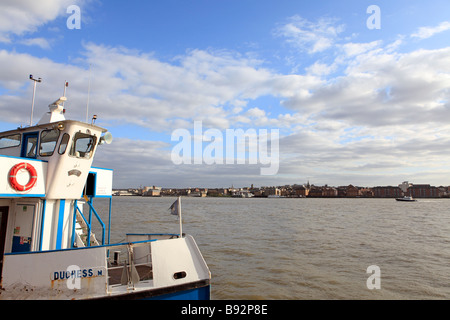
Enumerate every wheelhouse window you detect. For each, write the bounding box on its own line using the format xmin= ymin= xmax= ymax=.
xmin=0 ymin=134 xmax=21 ymax=149
xmin=58 ymin=133 xmax=70 ymax=155
xmin=70 ymin=132 xmax=97 ymax=159
xmin=39 ymin=129 xmax=60 ymax=156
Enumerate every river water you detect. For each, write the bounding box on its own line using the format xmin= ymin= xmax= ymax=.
xmin=92 ymin=196 xmax=450 ymax=300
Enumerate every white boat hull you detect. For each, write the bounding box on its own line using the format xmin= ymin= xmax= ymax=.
xmin=0 ymin=235 xmax=210 ymax=300
xmin=395 ymin=197 xmax=417 ymax=202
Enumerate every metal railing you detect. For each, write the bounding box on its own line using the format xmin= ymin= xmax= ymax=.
xmin=72 ymin=197 xmax=107 ymax=247
xmin=105 ymin=239 xmax=158 ymax=288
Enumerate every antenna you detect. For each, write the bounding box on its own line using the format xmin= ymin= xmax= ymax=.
xmin=86 ymin=64 xmax=92 ymax=123
xmin=29 ymin=74 xmax=42 ymax=126
xmin=62 ymin=80 xmax=68 ymax=107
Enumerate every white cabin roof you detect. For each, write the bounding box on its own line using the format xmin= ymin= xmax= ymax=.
xmin=37 ymin=97 xmax=67 ymax=125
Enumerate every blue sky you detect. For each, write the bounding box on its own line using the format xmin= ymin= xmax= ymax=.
xmin=1 ymin=0 xmax=450 ymax=188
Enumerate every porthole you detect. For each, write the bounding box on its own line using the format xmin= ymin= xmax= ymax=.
xmin=173 ymin=271 xmax=187 ymax=280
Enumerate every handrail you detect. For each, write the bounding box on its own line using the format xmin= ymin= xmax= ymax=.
xmin=85 ymin=198 xmax=106 ymax=245
xmin=5 ymin=238 xmax=158 ymax=255
xmin=72 ymin=198 xmax=106 ymax=247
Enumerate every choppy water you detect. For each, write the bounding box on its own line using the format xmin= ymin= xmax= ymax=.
xmin=92 ymin=196 xmax=450 ymax=300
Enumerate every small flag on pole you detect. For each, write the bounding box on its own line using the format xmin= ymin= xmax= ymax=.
xmin=170 ymin=197 xmax=180 ymax=216
xmin=169 ymin=196 xmax=183 ymax=238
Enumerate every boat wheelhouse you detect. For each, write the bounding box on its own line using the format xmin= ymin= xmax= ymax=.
xmin=0 ymin=97 xmax=210 ymax=299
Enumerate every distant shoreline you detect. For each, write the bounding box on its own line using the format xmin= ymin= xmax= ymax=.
xmin=113 ymin=183 xmax=449 ymax=199
xmin=111 ymin=194 xmax=448 ymax=199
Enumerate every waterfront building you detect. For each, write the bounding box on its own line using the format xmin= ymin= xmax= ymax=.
xmin=438 ymin=186 xmax=449 ymax=197
xmin=346 ymin=185 xmax=360 ymax=197
xmin=207 ymin=189 xmax=219 ymax=196
xmin=322 ymin=187 xmax=338 ymax=197
xmin=143 ymin=186 xmax=161 ymax=197
xmin=263 ymin=187 xmax=281 ymax=197
xmin=373 ymin=186 xmax=403 ymax=198
xmin=407 ymin=184 xmax=440 ymax=198
xmin=308 ymin=186 xmax=323 ymax=197
xmin=399 ymin=181 xmax=412 ymax=193
xmin=337 ymin=186 xmax=347 ymax=197
xmin=293 ymin=185 xmax=309 ymax=197
xmin=359 ymin=188 xmax=374 ymax=197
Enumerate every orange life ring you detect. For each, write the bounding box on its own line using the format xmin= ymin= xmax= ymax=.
xmin=9 ymin=162 xmax=38 ymax=192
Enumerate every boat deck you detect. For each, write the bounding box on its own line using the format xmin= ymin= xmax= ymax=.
xmin=108 ymin=264 xmax=153 ymax=285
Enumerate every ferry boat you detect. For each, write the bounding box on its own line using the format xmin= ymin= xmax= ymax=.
xmin=395 ymin=196 xmax=417 ymax=202
xmin=0 ymin=96 xmax=210 ymax=299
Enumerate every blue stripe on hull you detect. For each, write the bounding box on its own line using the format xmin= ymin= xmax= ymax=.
xmin=144 ymin=285 xmax=211 ymax=300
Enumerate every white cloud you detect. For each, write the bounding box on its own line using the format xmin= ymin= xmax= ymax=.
xmin=340 ymin=40 xmax=382 ymax=57
xmin=0 ymin=49 xmax=93 ymax=125
xmin=306 ymin=62 xmax=336 ymax=76
xmin=18 ymin=37 xmax=52 ymax=49
xmin=79 ymin=44 xmax=282 ymax=131
xmin=283 ymin=45 xmax=450 ymax=127
xmin=274 ymin=15 xmax=345 ymax=54
xmin=0 ymin=0 xmax=78 ymax=42
xmin=0 ymin=43 xmax=298 ymax=132
xmin=411 ymin=21 xmax=450 ymax=39
xmin=246 ymin=107 xmax=266 ymax=118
